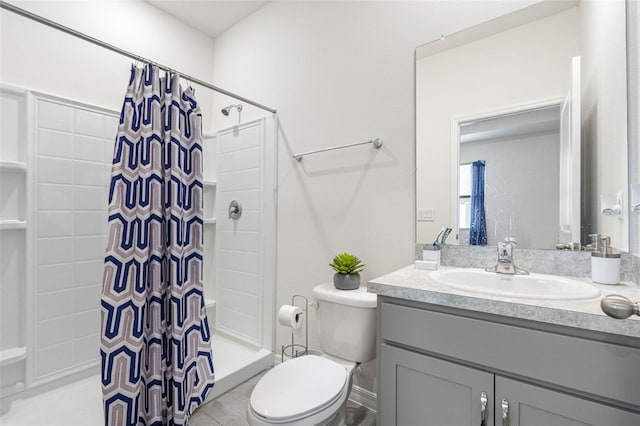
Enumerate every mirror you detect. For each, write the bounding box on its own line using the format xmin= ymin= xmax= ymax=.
xmin=416 ymin=0 xmax=629 ymax=250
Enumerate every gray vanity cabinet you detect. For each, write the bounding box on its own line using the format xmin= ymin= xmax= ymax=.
xmin=378 ymin=298 xmax=640 ymax=426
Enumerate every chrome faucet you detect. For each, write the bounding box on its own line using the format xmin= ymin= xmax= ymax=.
xmin=485 ymin=237 xmax=529 ymax=275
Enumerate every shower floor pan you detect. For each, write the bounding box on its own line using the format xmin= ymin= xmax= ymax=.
xmin=0 ymin=333 xmax=272 ymax=426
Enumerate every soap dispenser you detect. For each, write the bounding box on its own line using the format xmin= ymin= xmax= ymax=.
xmin=591 ymin=236 xmax=621 ymax=285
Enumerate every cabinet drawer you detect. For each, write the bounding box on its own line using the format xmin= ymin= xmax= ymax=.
xmin=381 ymin=301 xmax=640 ymax=410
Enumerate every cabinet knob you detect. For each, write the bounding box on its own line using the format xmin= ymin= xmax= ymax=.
xmin=501 ymin=398 xmax=510 ymax=426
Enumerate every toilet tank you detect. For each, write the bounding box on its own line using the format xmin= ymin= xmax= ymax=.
xmin=312 ymin=283 xmax=377 ymax=363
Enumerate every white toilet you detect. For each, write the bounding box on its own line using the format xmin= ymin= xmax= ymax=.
xmin=247 ymin=282 xmax=377 ymax=426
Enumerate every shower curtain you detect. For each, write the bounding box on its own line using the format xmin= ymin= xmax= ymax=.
xmin=469 ymin=160 xmax=488 ymax=246
xmin=101 ymin=64 xmax=215 ymax=426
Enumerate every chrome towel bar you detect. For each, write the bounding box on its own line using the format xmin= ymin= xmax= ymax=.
xmin=293 ymin=138 xmax=383 ymax=162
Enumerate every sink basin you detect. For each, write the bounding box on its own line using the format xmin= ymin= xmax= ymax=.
xmin=428 ymin=268 xmax=601 ymax=301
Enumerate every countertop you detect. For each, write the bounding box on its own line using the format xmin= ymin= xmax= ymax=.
xmin=368 ymin=265 xmax=640 ymax=339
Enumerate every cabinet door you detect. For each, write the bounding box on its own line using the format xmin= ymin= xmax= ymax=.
xmin=495 ymin=376 xmax=640 ymax=426
xmin=380 ymin=343 xmax=494 ymax=426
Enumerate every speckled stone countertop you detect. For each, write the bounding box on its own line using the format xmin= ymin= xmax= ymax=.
xmin=368 ymin=265 xmax=640 ymax=339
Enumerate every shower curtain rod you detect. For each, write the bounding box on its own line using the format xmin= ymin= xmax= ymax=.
xmin=0 ymin=1 xmax=277 ymax=114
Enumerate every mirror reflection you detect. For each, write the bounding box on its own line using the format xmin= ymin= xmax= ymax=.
xmin=457 ymin=105 xmax=562 ymax=248
xmin=416 ymin=1 xmax=629 ymax=250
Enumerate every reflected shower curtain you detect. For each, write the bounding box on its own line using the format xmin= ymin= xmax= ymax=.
xmin=101 ymin=64 xmax=215 ymax=426
xmin=469 ymin=160 xmax=487 ymax=246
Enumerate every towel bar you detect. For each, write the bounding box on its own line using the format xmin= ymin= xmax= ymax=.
xmin=293 ymin=138 xmax=383 ymax=162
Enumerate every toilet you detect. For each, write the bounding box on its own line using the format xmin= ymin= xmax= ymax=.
xmin=247 ymin=283 xmax=377 ymax=425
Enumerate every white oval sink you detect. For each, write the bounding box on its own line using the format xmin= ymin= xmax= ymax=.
xmin=428 ymin=268 xmax=601 ymax=301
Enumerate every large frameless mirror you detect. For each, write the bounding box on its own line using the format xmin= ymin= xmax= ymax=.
xmin=415 ymin=1 xmax=629 ymax=251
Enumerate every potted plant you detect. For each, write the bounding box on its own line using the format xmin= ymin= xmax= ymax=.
xmin=329 ymin=252 xmax=365 ymax=290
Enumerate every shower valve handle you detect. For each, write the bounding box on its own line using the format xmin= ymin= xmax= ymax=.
xmin=228 ymin=200 xmax=242 ymax=220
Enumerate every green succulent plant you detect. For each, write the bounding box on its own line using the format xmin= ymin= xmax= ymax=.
xmin=329 ymin=252 xmax=365 ymax=275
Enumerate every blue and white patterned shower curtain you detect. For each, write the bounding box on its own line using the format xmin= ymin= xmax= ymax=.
xmin=469 ymin=160 xmax=487 ymax=246
xmin=101 ymin=64 xmax=215 ymax=426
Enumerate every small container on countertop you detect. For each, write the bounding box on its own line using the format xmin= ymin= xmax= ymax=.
xmin=419 ymin=244 xmax=441 ymax=270
xmin=591 ymin=236 xmax=621 ymax=285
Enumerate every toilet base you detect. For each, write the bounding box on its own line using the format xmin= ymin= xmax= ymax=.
xmin=246 ymin=396 xmax=348 ymax=426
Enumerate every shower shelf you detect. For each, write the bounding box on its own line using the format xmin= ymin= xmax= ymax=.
xmin=203 ymin=180 xmax=217 ymax=186
xmin=0 ymin=220 xmax=27 ymax=230
xmin=0 ymin=160 xmax=27 ymax=172
xmin=0 ymin=347 xmax=27 ymax=367
xmin=204 ymin=218 xmax=217 ymax=225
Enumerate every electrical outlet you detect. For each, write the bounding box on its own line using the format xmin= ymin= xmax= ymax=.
xmin=417 ymin=208 xmax=435 ymax=222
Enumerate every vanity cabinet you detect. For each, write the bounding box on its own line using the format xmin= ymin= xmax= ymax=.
xmin=378 ymin=298 xmax=640 ymax=426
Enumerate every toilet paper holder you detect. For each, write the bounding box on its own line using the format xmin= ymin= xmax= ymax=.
xmin=281 ymin=294 xmax=309 ymax=361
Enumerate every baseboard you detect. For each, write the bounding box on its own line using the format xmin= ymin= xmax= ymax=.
xmin=348 ymin=385 xmax=377 ymax=414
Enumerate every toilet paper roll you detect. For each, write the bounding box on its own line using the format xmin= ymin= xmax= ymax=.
xmin=278 ymin=305 xmax=304 ymax=329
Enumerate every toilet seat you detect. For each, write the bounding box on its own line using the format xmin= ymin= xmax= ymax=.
xmin=249 ymin=355 xmax=347 ymax=423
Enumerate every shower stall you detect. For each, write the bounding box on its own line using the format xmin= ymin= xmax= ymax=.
xmin=0 ymin=84 xmax=277 ymax=419
xmin=201 ymin=114 xmax=277 ymax=399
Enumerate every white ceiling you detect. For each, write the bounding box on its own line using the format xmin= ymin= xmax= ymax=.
xmin=146 ymin=0 xmax=269 ymax=39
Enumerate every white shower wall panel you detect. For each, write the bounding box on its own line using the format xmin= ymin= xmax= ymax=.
xmin=0 ymin=91 xmax=25 ymax=162
xmin=0 ymin=173 xmax=26 ymax=219
xmin=218 ymin=210 xmax=260 ymax=232
xmin=37 ymin=183 xmax=74 ymax=210
xmin=221 ymin=170 xmax=262 ymax=192
xmin=34 ymin=94 xmax=117 ymax=383
xmin=219 ymin=250 xmax=260 ymax=275
xmin=36 ymin=264 xmax=72 ymax=293
xmin=201 ymin=136 xmax=218 ymax=304
xmin=38 ymin=211 xmax=74 ymax=237
xmin=0 ymin=231 xmax=25 ymax=349
xmin=218 ymin=189 xmax=262 ymax=213
xmin=216 ymin=121 xmax=266 ymax=346
xmin=219 ymin=229 xmax=260 ymax=252
xmin=218 ymin=147 xmax=261 ymax=173
xmin=218 ymin=269 xmax=261 ymax=295
xmin=218 ymin=288 xmax=260 ymax=314
xmin=217 ymin=306 xmax=260 ymax=342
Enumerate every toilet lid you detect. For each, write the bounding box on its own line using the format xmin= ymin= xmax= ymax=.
xmin=250 ymin=355 xmax=347 ymax=422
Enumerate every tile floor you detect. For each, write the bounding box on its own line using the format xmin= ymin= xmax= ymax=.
xmin=189 ymin=372 xmax=377 ymax=426
xmin=0 ymin=370 xmax=375 ymax=426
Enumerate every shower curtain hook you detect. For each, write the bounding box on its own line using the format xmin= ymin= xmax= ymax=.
xmin=184 ymin=76 xmax=194 ymax=94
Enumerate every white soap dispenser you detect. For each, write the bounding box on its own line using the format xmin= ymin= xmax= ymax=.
xmin=591 ymin=236 xmax=621 ymax=285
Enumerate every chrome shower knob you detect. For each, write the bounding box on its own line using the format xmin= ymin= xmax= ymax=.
xmin=228 ymin=200 xmax=242 ymax=220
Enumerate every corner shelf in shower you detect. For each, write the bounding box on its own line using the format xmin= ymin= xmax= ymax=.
xmin=203 ymin=180 xmax=217 ymax=187
xmin=0 ymin=160 xmax=27 ymax=172
xmin=0 ymin=220 xmax=27 ymax=230
xmin=0 ymin=346 xmax=27 ymax=367
xmin=204 ymin=218 xmax=217 ymax=225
